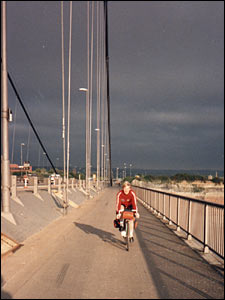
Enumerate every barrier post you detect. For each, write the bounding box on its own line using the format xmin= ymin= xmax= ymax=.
xmin=34 ymin=177 xmax=38 ymax=194
xmin=48 ymin=178 xmax=51 ymax=193
xmin=58 ymin=177 xmax=61 ymax=193
xmin=11 ymin=175 xmax=17 ymax=199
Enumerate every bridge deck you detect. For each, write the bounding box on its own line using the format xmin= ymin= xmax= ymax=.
xmin=1 ymin=187 xmax=224 ymax=299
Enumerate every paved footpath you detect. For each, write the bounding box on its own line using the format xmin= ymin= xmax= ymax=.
xmin=1 ymin=187 xmax=224 ymax=299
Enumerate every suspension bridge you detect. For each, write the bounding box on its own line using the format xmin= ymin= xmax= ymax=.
xmin=1 ymin=1 xmax=224 ymax=299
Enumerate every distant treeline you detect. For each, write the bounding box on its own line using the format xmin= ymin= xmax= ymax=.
xmin=125 ymin=173 xmax=224 ymax=184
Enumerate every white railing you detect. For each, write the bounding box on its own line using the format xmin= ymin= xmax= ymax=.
xmin=132 ymin=184 xmax=224 ymax=259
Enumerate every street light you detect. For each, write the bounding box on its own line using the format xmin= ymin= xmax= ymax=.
xmin=56 ymin=157 xmax=59 ymax=169
xmin=43 ymin=152 xmax=46 ymax=168
xmin=79 ymin=87 xmax=90 ymax=196
xmin=95 ymin=128 xmax=100 ymax=189
xmin=124 ymin=163 xmax=127 ymax=178
xmin=130 ymin=164 xmax=132 ymax=177
xmin=116 ymin=167 xmax=119 ymax=180
xmin=20 ymin=143 xmax=25 ymax=179
xmin=20 ymin=143 xmax=25 ymax=166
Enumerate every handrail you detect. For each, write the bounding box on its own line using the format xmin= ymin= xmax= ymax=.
xmin=132 ymin=185 xmax=224 ymax=208
xmin=132 ymin=184 xmax=224 ymax=259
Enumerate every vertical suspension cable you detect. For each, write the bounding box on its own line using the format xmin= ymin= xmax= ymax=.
xmin=66 ymin=1 xmax=73 ymax=209
xmin=38 ymin=145 xmax=41 ymax=168
xmin=100 ymin=2 xmax=105 ymax=181
xmin=11 ymin=100 xmax=18 ymax=163
xmin=104 ymin=0 xmax=112 ymax=185
xmin=99 ymin=2 xmax=103 ymax=181
xmin=87 ymin=1 xmax=90 ymax=193
xmin=26 ymin=126 xmax=31 ymax=162
xmin=96 ymin=1 xmax=100 ymax=187
xmin=89 ymin=0 xmax=94 ymax=183
xmin=61 ymin=1 xmax=66 ymax=192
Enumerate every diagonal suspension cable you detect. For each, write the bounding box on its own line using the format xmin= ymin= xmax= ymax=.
xmin=7 ymin=71 xmax=58 ymax=174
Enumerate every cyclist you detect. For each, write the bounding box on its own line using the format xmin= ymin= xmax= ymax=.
xmin=116 ymin=181 xmax=140 ymax=242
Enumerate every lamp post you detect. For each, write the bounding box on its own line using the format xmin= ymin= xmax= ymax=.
xmin=56 ymin=157 xmax=59 ymax=169
xmin=20 ymin=143 xmax=25 ymax=166
xmin=1 ymin=1 xmax=16 ymax=224
xmin=20 ymin=143 xmax=25 ymax=179
xmin=95 ymin=128 xmax=100 ymax=189
xmin=43 ymin=152 xmax=46 ymax=168
xmin=116 ymin=167 xmax=119 ymax=180
xmin=124 ymin=163 xmax=127 ymax=178
xmin=79 ymin=87 xmax=90 ymax=196
xmin=130 ymin=164 xmax=132 ymax=177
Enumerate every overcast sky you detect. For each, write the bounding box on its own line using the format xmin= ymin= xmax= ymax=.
xmin=4 ymin=1 xmax=224 ymax=172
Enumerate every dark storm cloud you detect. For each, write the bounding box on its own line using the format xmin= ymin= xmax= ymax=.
xmin=109 ymin=1 xmax=224 ymax=169
xmin=5 ymin=1 xmax=224 ymax=171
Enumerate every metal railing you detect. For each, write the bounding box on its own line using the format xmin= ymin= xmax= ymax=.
xmin=132 ymin=184 xmax=224 ymax=259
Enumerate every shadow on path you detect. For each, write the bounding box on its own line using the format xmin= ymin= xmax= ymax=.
xmin=136 ymin=203 xmax=224 ymax=299
xmin=74 ymin=222 xmax=126 ymax=251
xmin=1 ymin=276 xmax=12 ymax=299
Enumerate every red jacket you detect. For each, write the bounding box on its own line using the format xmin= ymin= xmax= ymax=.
xmin=116 ymin=189 xmax=138 ymax=214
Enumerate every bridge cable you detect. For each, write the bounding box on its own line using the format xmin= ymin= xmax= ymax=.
xmin=96 ymin=1 xmax=101 ymax=187
xmin=11 ymin=98 xmax=18 ymax=163
xmin=89 ymin=1 xmax=94 ymax=182
xmin=66 ymin=1 xmax=73 ymax=209
xmin=61 ymin=1 xmax=66 ymax=193
xmin=26 ymin=126 xmax=31 ymax=162
xmin=104 ymin=1 xmax=112 ymax=186
xmin=7 ymin=71 xmax=58 ymax=174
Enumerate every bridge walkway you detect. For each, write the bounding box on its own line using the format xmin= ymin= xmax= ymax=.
xmin=1 ymin=187 xmax=224 ymax=299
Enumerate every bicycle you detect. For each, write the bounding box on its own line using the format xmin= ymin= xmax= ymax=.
xmin=120 ymin=210 xmax=135 ymax=251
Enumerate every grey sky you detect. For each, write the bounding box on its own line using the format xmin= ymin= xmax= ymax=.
xmin=5 ymin=1 xmax=224 ymax=171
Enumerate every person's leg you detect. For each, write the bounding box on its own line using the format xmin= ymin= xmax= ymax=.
xmin=128 ymin=219 xmax=134 ymax=238
xmin=119 ymin=206 xmax=126 ymax=237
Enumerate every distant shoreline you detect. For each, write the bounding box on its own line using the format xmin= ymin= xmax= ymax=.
xmin=32 ymin=166 xmax=224 ymax=177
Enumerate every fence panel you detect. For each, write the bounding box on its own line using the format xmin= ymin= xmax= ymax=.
xmin=132 ymin=184 xmax=224 ymax=258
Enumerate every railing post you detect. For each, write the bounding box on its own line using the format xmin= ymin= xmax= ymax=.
xmin=163 ymin=194 xmax=166 ymax=220
xmin=177 ymin=197 xmax=180 ymax=231
xmin=187 ymin=200 xmax=192 ymax=240
xmin=204 ymin=204 xmax=209 ymax=253
xmin=154 ymin=191 xmax=157 ymax=214
xmin=169 ymin=195 xmax=172 ymax=225
xmin=158 ymin=193 xmax=161 ymax=217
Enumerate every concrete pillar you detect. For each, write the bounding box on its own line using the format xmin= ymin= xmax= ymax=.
xmin=58 ymin=177 xmax=62 ymax=193
xmin=33 ymin=177 xmax=38 ymax=194
xmin=79 ymin=174 xmax=81 ymax=189
xmin=10 ymin=175 xmax=24 ymax=206
xmin=11 ymin=175 xmax=17 ymax=199
xmin=33 ymin=177 xmax=43 ymax=201
xmin=48 ymin=178 xmax=51 ymax=194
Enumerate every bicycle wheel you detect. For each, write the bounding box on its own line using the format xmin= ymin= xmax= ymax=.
xmin=126 ymin=221 xmax=129 ymax=251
